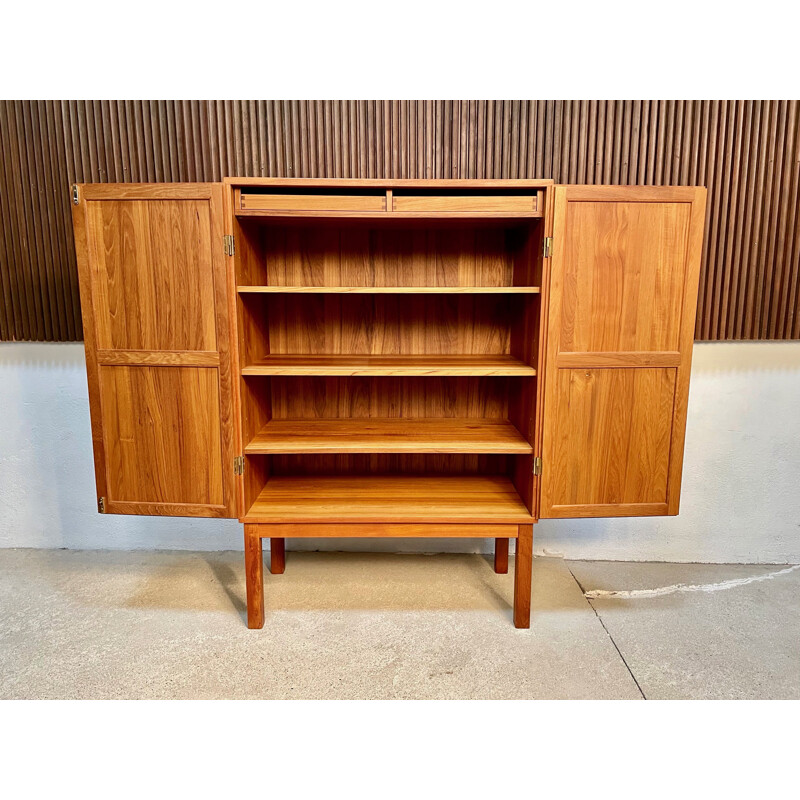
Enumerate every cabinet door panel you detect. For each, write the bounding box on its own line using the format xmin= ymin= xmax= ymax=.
xmin=87 ymin=199 xmax=217 ymax=352
xmin=542 ymin=368 xmax=674 ymax=516
xmin=559 ymin=201 xmax=690 ymax=354
xmin=73 ymin=184 xmax=235 ymax=518
xmin=539 ymin=186 xmax=706 ymax=519
xmin=99 ymin=366 xmax=224 ymax=507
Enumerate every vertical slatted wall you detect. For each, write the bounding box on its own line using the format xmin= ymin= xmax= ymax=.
xmin=1 ymin=100 xmax=798 ymax=341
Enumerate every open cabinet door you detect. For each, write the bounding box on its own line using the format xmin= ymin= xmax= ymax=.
xmin=539 ymin=186 xmax=706 ymax=519
xmin=72 ymin=184 xmax=236 ymax=517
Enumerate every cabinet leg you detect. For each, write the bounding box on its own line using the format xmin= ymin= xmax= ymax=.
xmin=494 ymin=537 xmax=509 ymax=574
xmin=244 ymin=526 xmax=265 ymax=629
xmin=513 ymin=524 xmax=533 ymax=629
xmin=270 ymin=537 xmax=285 ymax=574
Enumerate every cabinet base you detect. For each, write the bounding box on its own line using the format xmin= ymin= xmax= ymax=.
xmin=242 ymin=522 xmax=534 ymax=629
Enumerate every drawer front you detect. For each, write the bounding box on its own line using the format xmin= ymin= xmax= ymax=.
xmin=392 ymin=195 xmax=538 ymax=213
xmin=240 ymin=193 xmax=386 ymax=212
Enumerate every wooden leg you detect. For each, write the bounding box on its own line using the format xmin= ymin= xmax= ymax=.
xmin=494 ymin=537 xmax=509 ymax=574
xmin=270 ymin=537 xmax=285 ymax=574
xmin=513 ymin=524 xmax=533 ymax=629
xmin=244 ymin=526 xmax=265 ymax=629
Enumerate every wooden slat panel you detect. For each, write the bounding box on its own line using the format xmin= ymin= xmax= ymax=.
xmin=2 ymin=100 xmax=799 ymax=342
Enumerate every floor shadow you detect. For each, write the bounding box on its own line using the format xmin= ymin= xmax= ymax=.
xmin=467 ymin=554 xmax=513 ymax=612
xmin=481 ymin=552 xmax=496 ymax=570
xmin=201 ymin=555 xmax=247 ymax=621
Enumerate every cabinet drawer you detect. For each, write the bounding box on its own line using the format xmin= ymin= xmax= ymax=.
xmin=392 ymin=194 xmax=539 ymax=213
xmin=240 ymin=193 xmax=386 ymax=212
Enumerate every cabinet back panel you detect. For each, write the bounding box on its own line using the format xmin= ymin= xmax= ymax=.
xmin=261 ymin=225 xmax=519 ymax=287
xmin=87 ymin=199 xmax=217 ymax=351
xmin=269 ymin=377 xmax=513 ymax=419
xmin=265 ymin=295 xmax=515 ymax=355
xmin=269 ymin=454 xmax=510 ymax=476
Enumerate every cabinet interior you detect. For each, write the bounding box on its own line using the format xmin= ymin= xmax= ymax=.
xmin=233 ymin=214 xmax=544 ymax=521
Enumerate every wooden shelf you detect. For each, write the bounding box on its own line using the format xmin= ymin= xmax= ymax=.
xmin=235 ymin=209 xmax=543 ymax=220
xmin=238 ymin=285 xmax=540 ymax=294
xmin=243 ymin=475 xmax=534 ymax=523
xmin=241 ymin=355 xmax=537 ymax=377
xmin=245 ymin=418 xmax=533 ymax=454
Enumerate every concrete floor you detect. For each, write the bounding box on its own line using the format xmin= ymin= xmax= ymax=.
xmin=0 ymin=549 xmax=797 ymax=700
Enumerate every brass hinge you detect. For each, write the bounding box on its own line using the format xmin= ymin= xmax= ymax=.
xmin=234 ymin=456 xmax=245 ymax=476
xmin=98 ymin=496 xmax=106 ymax=513
xmin=542 ymin=237 xmax=553 ymax=258
xmin=223 ymin=234 xmax=235 ymax=256
xmin=532 ymin=457 xmax=542 ymax=476
xmin=72 ymin=184 xmax=79 ymax=205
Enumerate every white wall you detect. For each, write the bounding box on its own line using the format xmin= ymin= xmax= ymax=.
xmin=1 ymin=341 xmax=798 ymax=562
xmin=536 ymin=341 xmax=800 ymax=563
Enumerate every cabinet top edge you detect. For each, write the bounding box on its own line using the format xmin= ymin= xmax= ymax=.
xmin=225 ymin=178 xmax=556 ymax=188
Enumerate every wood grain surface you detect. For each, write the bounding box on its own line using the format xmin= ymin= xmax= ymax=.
xmin=242 ymin=354 xmax=536 ymax=376
xmin=99 ymin=365 xmax=224 ymax=506
xmin=243 ymin=475 xmax=534 ymax=523
xmin=72 ymin=185 xmax=236 ymax=517
xmin=254 ymin=225 xmax=527 ymax=288
xmin=539 ymin=185 xmax=706 ymax=518
xmin=245 ymin=418 xmax=532 ymax=454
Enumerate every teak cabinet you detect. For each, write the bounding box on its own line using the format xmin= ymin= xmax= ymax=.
xmin=71 ymin=178 xmax=706 ymax=629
